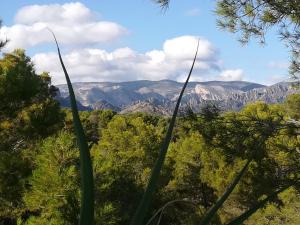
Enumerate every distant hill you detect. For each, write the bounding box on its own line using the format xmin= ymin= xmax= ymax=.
xmin=56 ymin=80 xmax=299 ymax=115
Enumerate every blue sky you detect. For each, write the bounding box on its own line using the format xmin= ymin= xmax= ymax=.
xmin=0 ymin=0 xmax=290 ymax=85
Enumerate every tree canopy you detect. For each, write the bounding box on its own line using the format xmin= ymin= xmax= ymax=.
xmin=8 ymin=98 xmax=300 ymax=225
xmin=0 ymin=50 xmax=64 ymax=224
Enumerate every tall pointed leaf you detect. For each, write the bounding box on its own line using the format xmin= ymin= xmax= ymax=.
xmin=199 ymin=159 xmax=251 ymax=225
xmin=49 ymin=30 xmax=94 ymax=225
xmin=130 ymin=40 xmax=200 ymax=225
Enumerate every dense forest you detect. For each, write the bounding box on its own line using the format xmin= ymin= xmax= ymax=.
xmin=0 ymin=49 xmax=300 ymax=225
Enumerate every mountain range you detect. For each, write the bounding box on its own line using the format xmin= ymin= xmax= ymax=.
xmin=56 ymin=80 xmax=299 ymax=115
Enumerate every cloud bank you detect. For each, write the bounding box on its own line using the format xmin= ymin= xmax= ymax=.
xmin=0 ymin=2 xmax=127 ymax=50
xmin=0 ymin=2 xmax=245 ymax=84
xmin=32 ymin=35 xmax=224 ymax=84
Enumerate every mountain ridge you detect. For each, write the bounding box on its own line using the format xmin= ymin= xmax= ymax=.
xmin=56 ymin=80 xmax=298 ymax=115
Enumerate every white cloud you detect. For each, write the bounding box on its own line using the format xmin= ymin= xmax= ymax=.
xmin=32 ymin=36 xmax=221 ymax=84
xmin=217 ymin=69 xmax=244 ymax=81
xmin=185 ymin=8 xmax=201 ymax=17
xmin=0 ymin=2 xmax=127 ymax=51
xmin=15 ymin=2 xmax=94 ymax=25
xmin=268 ymin=61 xmax=289 ymax=70
xmin=163 ymin=36 xmax=215 ymax=60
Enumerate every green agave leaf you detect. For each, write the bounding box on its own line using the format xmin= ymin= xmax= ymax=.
xmin=49 ymin=30 xmax=94 ymax=225
xmin=130 ymin=40 xmax=200 ymax=225
xmin=199 ymin=159 xmax=252 ymax=225
xmin=226 ymin=184 xmax=294 ymax=225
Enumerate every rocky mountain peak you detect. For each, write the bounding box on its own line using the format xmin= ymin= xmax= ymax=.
xmin=56 ymin=80 xmax=298 ymax=115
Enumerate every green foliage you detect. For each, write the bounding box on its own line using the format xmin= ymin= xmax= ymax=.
xmin=92 ymin=114 xmax=163 ymax=224
xmin=22 ymin=113 xmax=166 ymax=225
xmin=0 ymin=149 xmax=31 ymax=220
xmin=23 ymin=132 xmax=80 ymax=225
xmin=1 ymin=97 xmax=298 ymax=225
xmin=1 ymin=50 xmax=43 ymax=115
xmin=193 ymin=101 xmax=300 ymax=224
xmin=285 ymin=93 xmax=300 ymax=120
xmin=163 ymin=133 xmax=217 ymax=224
xmin=0 ymin=50 xmax=63 ymax=224
xmin=247 ymin=188 xmax=300 ymax=225
xmin=97 ymin=115 xmax=161 ymax=171
xmin=199 ymin=159 xmax=251 ymax=225
xmin=226 ymin=184 xmax=295 ymax=225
